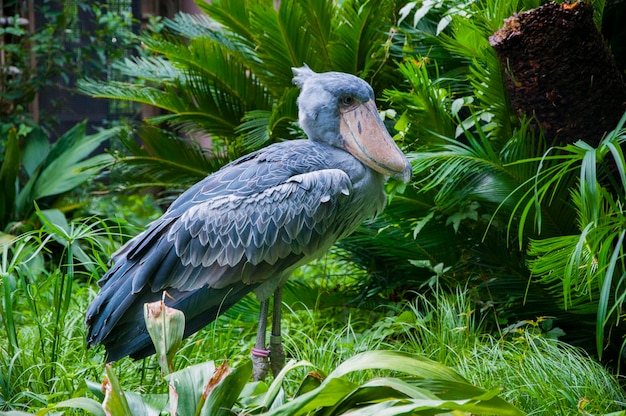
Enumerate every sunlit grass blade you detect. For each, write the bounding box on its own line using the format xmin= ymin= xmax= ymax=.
xmin=46 ymin=398 xmax=106 ymax=416
xmin=596 ymin=230 xmax=626 ymax=360
xmin=326 ymin=350 xmax=466 ymax=382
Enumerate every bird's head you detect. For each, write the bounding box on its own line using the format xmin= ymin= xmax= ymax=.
xmin=293 ymin=66 xmax=411 ymax=183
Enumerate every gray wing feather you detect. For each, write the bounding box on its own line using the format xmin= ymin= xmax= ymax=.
xmin=161 ymin=168 xmax=352 ymax=291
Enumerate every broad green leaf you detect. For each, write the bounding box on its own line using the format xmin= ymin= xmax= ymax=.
xmin=21 ymin=127 xmax=49 ymax=176
xmin=30 ymin=123 xmax=117 ymax=200
xmin=195 ymin=361 xmax=230 ymax=416
xmin=292 ymin=371 xmax=323 ymax=398
xmin=42 ymin=121 xmax=87 ymax=166
xmin=324 ymin=377 xmax=440 ymax=415
xmin=356 ymin=377 xmax=442 ymax=400
xmin=36 ymin=207 xmax=70 ymax=238
xmin=330 ymin=379 xmax=524 ymax=415
xmin=45 ymin=398 xmax=106 ymax=416
xmin=32 ymin=153 xmax=113 ymax=200
xmin=166 ymin=361 xmax=217 ymax=416
xmin=200 ymin=359 xmax=252 ymax=416
xmin=237 ymin=380 xmax=269 ymax=409
xmin=86 ymin=379 xmax=106 ymax=401
xmin=263 ymin=359 xmax=317 ymax=409
xmin=260 ymin=352 xmax=525 ymax=415
xmin=125 ymin=392 xmax=167 ymax=416
xmin=102 ymin=363 xmax=133 ymax=416
xmin=409 ymin=379 xmax=517 ymax=412
xmin=326 ymin=350 xmax=467 ymax=383
xmin=263 ymin=377 xmax=357 ymax=416
xmin=338 ymin=397 xmax=516 ymax=416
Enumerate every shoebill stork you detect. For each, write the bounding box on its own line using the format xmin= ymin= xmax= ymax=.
xmin=85 ymin=66 xmax=411 ymax=380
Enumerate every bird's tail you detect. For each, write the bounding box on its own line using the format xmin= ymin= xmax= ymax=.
xmin=87 ymin=275 xmax=256 ymax=362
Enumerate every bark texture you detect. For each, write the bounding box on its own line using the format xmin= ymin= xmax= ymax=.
xmin=489 ymin=2 xmax=626 ymax=146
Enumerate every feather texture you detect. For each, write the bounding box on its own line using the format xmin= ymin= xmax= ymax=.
xmin=85 ymin=140 xmax=385 ymax=360
xmin=85 ymin=68 xmax=407 ymax=362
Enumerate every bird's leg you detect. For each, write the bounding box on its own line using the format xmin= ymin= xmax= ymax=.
xmin=269 ymin=285 xmax=285 ymax=377
xmin=251 ymin=299 xmax=270 ymax=381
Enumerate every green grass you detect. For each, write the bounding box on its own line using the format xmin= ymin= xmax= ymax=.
xmin=277 ymin=290 xmax=626 ymax=415
xmin=1 ymin=220 xmax=625 ymax=414
xmin=459 ymin=335 xmax=626 ymax=415
xmin=0 ymin=282 xmax=101 ymax=411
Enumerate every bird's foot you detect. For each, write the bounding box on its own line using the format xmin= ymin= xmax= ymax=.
xmin=269 ymin=335 xmax=285 ymax=377
xmin=251 ymin=347 xmax=270 ymax=381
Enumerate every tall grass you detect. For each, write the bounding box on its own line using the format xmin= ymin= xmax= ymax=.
xmin=278 ymin=288 xmax=626 ymax=415
xmin=0 ymin=213 xmax=124 ymax=411
xmin=458 ymin=335 xmax=626 ymax=415
xmin=1 ymin=214 xmax=624 ymax=414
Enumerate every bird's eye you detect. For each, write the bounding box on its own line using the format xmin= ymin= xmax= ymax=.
xmin=341 ymin=95 xmax=355 ymax=106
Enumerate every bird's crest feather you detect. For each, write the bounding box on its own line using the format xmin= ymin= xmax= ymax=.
xmin=292 ymin=64 xmax=315 ymax=87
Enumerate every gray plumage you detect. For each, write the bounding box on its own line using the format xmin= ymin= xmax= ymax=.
xmin=85 ymin=66 xmax=410 ymax=361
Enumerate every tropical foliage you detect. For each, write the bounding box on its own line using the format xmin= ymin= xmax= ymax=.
xmin=78 ymin=0 xmax=401 ymax=190
xmin=379 ymin=0 xmax=626 ymax=364
xmin=34 ymin=300 xmax=525 ymax=416
xmin=1 ymin=0 xmax=626 ymax=413
xmin=78 ymin=0 xmax=626 ymax=364
xmin=0 ymin=0 xmax=138 ymax=239
xmin=1 ymin=220 xmax=623 ymax=413
xmin=0 ymin=122 xmax=118 ymax=237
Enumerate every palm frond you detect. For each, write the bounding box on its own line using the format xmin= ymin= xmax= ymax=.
xmin=438 ymin=12 xmax=515 ymax=141
xmin=196 ymin=0 xmax=258 ymax=55
xmin=149 ymin=35 xmax=269 ymax=106
xmin=235 ymin=110 xmax=273 ymax=151
xmin=299 ymin=0 xmax=334 ymax=66
xmin=523 ymin=115 xmax=626 ymax=358
xmin=329 ymin=0 xmax=396 ymax=81
xmin=110 ymin=125 xmax=230 ymax=191
xmin=527 ymin=189 xmax=626 ymax=357
xmin=236 ymin=87 xmax=301 ymax=150
xmin=248 ymin=1 xmax=325 ymax=90
xmin=267 ymin=87 xmax=301 ymax=140
xmin=392 ymin=3 xmax=469 ymax=77
xmin=467 ymin=49 xmax=514 ymax=140
xmin=81 ymin=39 xmax=273 ymax=138
xmin=507 ymin=140 xmax=616 ymax=245
xmin=112 ymin=56 xmax=180 ymax=83
xmin=411 ymin=123 xmax=520 ymax=213
xmin=338 ymin=185 xmax=465 ymax=300
xmin=163 ymin=11 xmax=226 ymax=41
xmin=384 ymin=59 xmax=456 ymax=147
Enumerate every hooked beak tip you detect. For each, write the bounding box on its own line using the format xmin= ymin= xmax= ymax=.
xmin=397 ymin=162 xmax=412 ymax=183
xmin=385 ymin=155 xmax=411 ymax=183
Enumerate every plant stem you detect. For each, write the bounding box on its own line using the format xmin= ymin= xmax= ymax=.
xmin=1 ymin=271 xmax=18 ymax=356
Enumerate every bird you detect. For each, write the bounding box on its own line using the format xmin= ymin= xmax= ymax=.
xmin=85 ymin=65 xmax=411 ymax=380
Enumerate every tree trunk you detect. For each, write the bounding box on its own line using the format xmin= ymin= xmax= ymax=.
xmin=489 ymin=2 xmax=626 ymax=147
